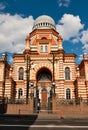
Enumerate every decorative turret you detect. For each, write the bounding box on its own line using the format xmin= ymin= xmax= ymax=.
xmin=25 ymin=36 xmax=30 ymax=51
xmin=83 ymin=53 xmax=88 ymax=60
xmin=2 ymin=53 xmax=7 ymax=61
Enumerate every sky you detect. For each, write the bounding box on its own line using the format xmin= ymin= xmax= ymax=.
xmin=0 ymin=0 xmax=88 ymax=64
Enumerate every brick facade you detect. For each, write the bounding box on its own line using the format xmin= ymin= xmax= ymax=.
xmin=0 ymin=15 xmax=88 ymax=114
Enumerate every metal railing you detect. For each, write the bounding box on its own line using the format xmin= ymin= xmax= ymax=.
xmin=56 ymin=99 xmax=75 ymax=106
xmin=0 ymin=97 xmax=8 ymax=104
xmin=7 ymin=98 xmax=29 ymax=104
xmin=56 ymin=98 xmax=88 ymax=106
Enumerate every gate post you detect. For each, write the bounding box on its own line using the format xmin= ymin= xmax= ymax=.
xmin=52 ymin=95 xmax=56 ymax=114
xmin=30 ymin=94 xmax=34 ymax=113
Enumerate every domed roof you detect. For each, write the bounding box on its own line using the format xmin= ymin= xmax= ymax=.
xmin=32 ymin=15 xmax=56 ymax=31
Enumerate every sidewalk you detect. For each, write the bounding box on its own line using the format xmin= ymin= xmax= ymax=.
xmin=37 ymin=113 xmax=60 ymax=120
xmin=37 ymin=112 xmax=88 ymax=120
xmin=1 ymin=112 xmax=88 ymax=120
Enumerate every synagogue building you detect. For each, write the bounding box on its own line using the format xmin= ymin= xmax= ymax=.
xmin=0 ymin=15 xmax=88 ymax=112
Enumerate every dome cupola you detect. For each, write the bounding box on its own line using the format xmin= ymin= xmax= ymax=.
xmin=32 ymin=15 xmax=56 ymax=31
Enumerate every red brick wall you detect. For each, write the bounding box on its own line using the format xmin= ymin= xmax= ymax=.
xmin=53 ymin=103 xmax=88 ymax=118
xmin=6 ymin=104 xmax=33 ymax=114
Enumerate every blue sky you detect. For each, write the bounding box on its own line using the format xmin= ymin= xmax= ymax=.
xmin=0 ymin=0 xmax=88 ymax=64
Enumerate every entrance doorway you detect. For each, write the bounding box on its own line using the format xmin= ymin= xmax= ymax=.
xmin=35 ymin=67 xmax=52 ymax=113
xmin=42 ymin=89 xmax=47 ymax=103
xmin=41 ymin=88 xmax=48 ymax=111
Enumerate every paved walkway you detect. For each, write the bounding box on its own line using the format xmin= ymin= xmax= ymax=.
xmin=38 ymin=113 xmax=60 ymax=120
xmin=37 ymin=112 xmax=88 ymax=120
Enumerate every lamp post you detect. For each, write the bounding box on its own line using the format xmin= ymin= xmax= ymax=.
xmin=48 ymin=53 xmax=56 ymax=96
xmin=52 ymin=82 xmax=56 ymax=96
xmin=48 ymin=53 xmax=55 ymax=82
xmin=30 ymin=82 xmax=34 ymax=98
xmin=26 ymin=55 xmax=31 ymax=104
xmin=52 ymin=53 xmax=55 ymax=82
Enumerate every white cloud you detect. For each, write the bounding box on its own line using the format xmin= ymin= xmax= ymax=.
xmin=58 ymin=0 xmax=71 ymax=7
xmin=56 ymin=13 xmax=88 ymax=63
xmin=81 ymin=30 xmax=88 ymax=44
xmin=0 ymin=13 xmax=34 ymax=53
xmin=80 ymin=30 xmax=88 ymax=53
xmin=71 ymin=38 xmax=79 ymax=43
xmin=0 ymin=2 xmax=6 ymax=10
xmin=78 ymin=54 xmax=83 ymax=62
xmin=82 ymin=44 xmax=88 ymax=54
xmin=56 ymin=14 xmax=84 ymax=41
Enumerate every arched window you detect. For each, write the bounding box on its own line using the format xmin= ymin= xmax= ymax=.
xmin=37 ymin=68 xmax=52 ymax=81
xmin=40 ymin=45 xmax=43 ymax=52
xmin=41 ymin=37 xmax=47 ymax=40
xmin=66 ymin=88 xmax=71 ymax=100
xmin=19 ymin=67 xmax=24 ymax=80
xmin=40 ymin=45 xmax=48 ymax=53
xmin=18 ymin=88 xmax=23 ymax=99
xmin=45 ymin=45 xmax=48 ymax=52
xmin=65 ymin=67 xmax=70 ymax=80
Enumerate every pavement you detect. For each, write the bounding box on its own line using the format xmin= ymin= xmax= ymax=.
xmin=37 ymin=113 xmax=60 ymax=120
xmin=0 ymin=113 xmax=60 ymax=120
xmin=37 ymin=112 xmax=88 ymax=120
xmin=0 ymin=113 xmax=88 ymax=130
xmin=1 ymin=112 xmax=88 ymax=120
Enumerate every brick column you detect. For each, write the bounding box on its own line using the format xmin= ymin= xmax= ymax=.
xmin=85 ymin=81 xmax=88 ymax=103
xmin=58 ymin=51 xmax=64 ymax=98
xmin=29 ymin=95 xmax=34 ymax=113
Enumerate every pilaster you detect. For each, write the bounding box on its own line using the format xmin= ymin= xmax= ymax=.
xmin=58 ymin=51 xmax=64 ymax=98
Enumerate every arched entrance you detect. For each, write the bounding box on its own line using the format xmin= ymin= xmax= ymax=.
xmin=36 ymin=68 xmax=52 ymax=113
xmin=37 ymin=68 xmax=52 ymax=81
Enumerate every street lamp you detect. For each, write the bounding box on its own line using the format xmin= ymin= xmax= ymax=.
xmin=25 ymin=55 xmax=32 ymax=104
xmin=52 ymin=82 xmax=56 ymax=96
xmin=48 ymin=53 xmax=57 ymax=98
xmin=47 ymin=53 xmax=56 ymax=82
xmin=30 ymin=82 xmax=34 ymax=98
xmin=25 ymin=54 xmax=34 ymax=104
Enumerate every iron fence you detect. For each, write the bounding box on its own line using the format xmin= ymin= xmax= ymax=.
xmin=3 ymin=98 xmax=29 ymax=104
xmin=56 ymin=98 xmax=88 ymax=106
xmin=56 ymin=98 xmax=75 ymax=105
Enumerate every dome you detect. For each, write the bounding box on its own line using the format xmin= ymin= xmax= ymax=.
xmin=32 ymin=15 xmax=56 ymax=31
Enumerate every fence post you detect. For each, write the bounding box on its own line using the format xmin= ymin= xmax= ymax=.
xmin=52 ymin=95 xmax=56 ymax=113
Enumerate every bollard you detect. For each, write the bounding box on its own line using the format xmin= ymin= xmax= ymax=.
xmin=60 ymin=109 xmax=64 ymax=119
xmin=19 ymin=109 xmax=20 ymax=115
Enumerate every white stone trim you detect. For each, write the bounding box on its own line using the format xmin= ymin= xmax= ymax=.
xmin=64 ymin=87 xmax=72 ymax=99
